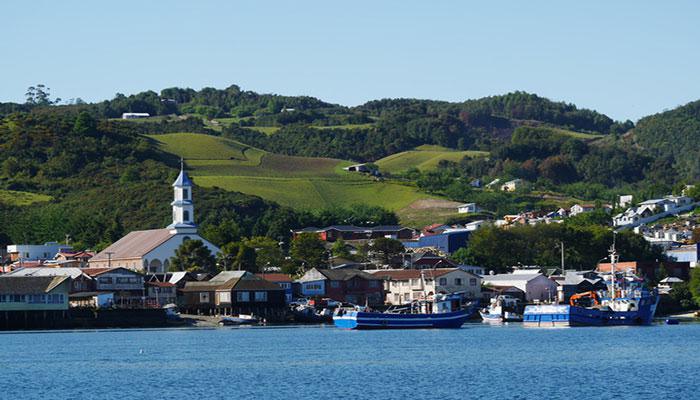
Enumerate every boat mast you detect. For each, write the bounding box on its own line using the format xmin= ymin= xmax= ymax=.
xmin=610 ymin=233 xmax=617 ymax=300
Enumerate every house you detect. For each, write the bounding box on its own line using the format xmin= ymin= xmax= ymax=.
xmin=0 ymin=275 xmax=70 ymax=312
xmin=404 ymin=252 xmax=458 ymax=269
xmin=555 ymin=271 xmax=607 ymax=302
xmin=343 ymin=164 xmax=371 ymax=173
xmin=146 ymin=281 xmax=177 ymax=307
xmin=596 ymin=261 xmax=690 ymax=281
xmin=613 ymin=195 xmax=696 ymax=229
xmin=457 ymin=203 xmax=479 ymax=214
xmin=256 ymin=273 xmax=293 ymax=303
xmin=618 ymin=195 xmax=633 ymax=208
xmin=370 ymin=268 xmax=481 ymax=305
xmin=181 ymin=271 xmax=286 ymax=319
xmin=122 ymin=112 xmax=150 ymax=119
xmin=6 ymin=242 xmax=72 ymax=263
xmin=470 ymin=179 xmax=482 ymax=188
xmin=501 ymin=179 xmax=524 ymax=192
xmin=296 ymin=268 xmax=384 ymax=306
xmin=53 ymin=250 xmax=94 ymax=268
xmin=82 ymin=267 xmax=145 ymax=307
xmin=666 ymin=243 xmax=700 ymax=267
xmin=458 ymin=264 xmax=485 ymax=276
xmin=90 ymin=165 xmax=220 ymax=273
xmin=293 ymin=225 xmax=415 ymax=242
xmin=5 ymin=267 xmax=93 ymax=293
xmin=658 ymin=277 xmax=684 ymax=294
xmin=569 ymin=204 xmax=596 ymax=216
xmin=480 ymin=285 xmax=526 ymax=302
xmin=421 ymin=223 xmax=450 ymax=236
xmin=481 ymin=271 xmax=558 ymax=302
xmin=402 ymin=229 xmax=470 ymax=254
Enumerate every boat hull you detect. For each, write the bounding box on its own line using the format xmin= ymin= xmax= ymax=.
xmin=334 ymin=309 xmax=474 ymax=330
xmin=523 ymin=298 xmax=658 ymax=327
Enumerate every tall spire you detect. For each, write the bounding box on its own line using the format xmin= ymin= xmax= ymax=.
xmin=168 ymin=159 xmax=196 ymax=233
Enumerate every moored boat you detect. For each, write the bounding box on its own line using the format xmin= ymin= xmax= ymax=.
xmin=523 ymin=241 xmax=659 ymax=327
xmin=479 ymin=295 xmax=523 ymax=323
xmin=333 ymin=293 xmax=477 ymax=329
xmin=219 ymin=314 xmax=258 ymax=326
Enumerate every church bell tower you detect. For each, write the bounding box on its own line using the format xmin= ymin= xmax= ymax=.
xmin=168 ymin=159 xmax=197 ymax=234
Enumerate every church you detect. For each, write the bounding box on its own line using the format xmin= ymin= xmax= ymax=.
xmin=89 ymin=164 xmax=221 ymax=273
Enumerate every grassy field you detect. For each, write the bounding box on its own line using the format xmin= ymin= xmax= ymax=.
xmin=313 ymin=123 xmax=375 ymax=130
xmin=375 ymin=145 xmax=489 ymax=174
xmin=0 ymin=190 xmax=53 ymax=206
xmin=148 ymin=132 xmax=437 ymax=216
xmin=550 ymin=127 xmax=605 ymax=140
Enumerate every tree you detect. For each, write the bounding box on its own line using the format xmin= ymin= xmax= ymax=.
xmin=216 ymin=242 xmax=239 ymax=271
xmin=290 ymin=233 xmax=326 ymax=269
xmin=370 ymin=237 xmax=405 ymax=266
xmin=170 ymin=239 xmax=217 ymax=274
xmin=25 ymin=84 xmax=60 ymax=105
xmin=232 ymin=242 xmax=257 ymax=272
xmin=243 ymin=236 xmax=282 ymax=271
xmin=689 ymin=267 xmax=700 ymax=307
xmin=331 ymin=238 xmax=352 ymax=260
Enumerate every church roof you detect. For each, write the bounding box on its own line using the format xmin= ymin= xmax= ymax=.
xmin=173 ymin=169 xmax=193 ymax=187
xmin=91 ymin=229 xmax=173 ymax=261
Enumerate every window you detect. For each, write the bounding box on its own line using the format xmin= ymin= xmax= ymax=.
xmin=28 ymin=294 xmax=46 ymax=304
xmin=219 ymin=292 xmax=231 ymax=303
xmin=99 ymin=277 xmax=113 ymax=284
xmin=11 ymin=294 xmax=25 ymax=303
xmin=439 ymin=278 xmax=447 ymax=286
xmin=183 ymin=188 xmax=189 ymax=200
xmin=237 ymin=292 xmax=250 ymax=302
xmin=47 ymin=294 xmax=63 ymax=304
xmin=330 ymin=281 xmax=340 ymax=288
xmin=183 ymin=210 xmax=190 ymax=222
xmin=410 ymin=279 xmax=419 ymax=286
xmin=393 ymin=294 xmax=400 ymax=303
xmin=254 ymin=291 xmax=267 ymax=302
xmin=0 ymin=295 xmax=5 ymax=303
xmin=199 ymin=293 xmax=209 ymax=303
xmin=470 ymin=278 xmax=477 ymax=286
xmin=305 ymin=283 xmax=321 ymax=291
xmin=401 ymin=281 xmax=408 ymax=287
xmin=368 ymin=280 xmax=379 ymax=288
xmin=116 ymin=277 xmax=129 ymax=284
xmin=454 ymin=278 xmax=463 ymax=286
xmin=391 ymin=281 xmax=399 ymax=288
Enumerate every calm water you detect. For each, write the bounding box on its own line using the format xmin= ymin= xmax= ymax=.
xmin=1 ymin=322 xmax=699 ymax=399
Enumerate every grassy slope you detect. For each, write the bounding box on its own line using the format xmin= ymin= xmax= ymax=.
xmin=147 ymin=132 xmax=436 ymax=214
xmin=0 ymin=190 xmax=53 ymax=206
xmin=376 ymin=145 xmax=489 ymax=174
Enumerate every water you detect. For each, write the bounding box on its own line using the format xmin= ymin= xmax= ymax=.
xmin=1 ymin=322 xmax=699 ymax=399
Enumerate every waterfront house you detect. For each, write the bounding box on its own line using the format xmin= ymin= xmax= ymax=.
xmin=181 ymin=271 xmax=286 ymax=319
xmin=296 ymin=268 xmax=384 ymax=306
xmin=256 ymin=273 xmax=293 ymax=303
xmin=481 ymin=271 xmax=558 ymax=302
xmin=5 ymin=267 xmax=94 ymax=293
xmin=0 ymin=275 xmax=71 ymax=329
xmin=82 ymin=267 xmax=145 ymax=307
xmin=370 ymin=268 xmax=482 ymax=305
xmin=89 ymin=166 xmax=220 ymax=273
xmin=146 ymin=281 xmax=177 ymax=307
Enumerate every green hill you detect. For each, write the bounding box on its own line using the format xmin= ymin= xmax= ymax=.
xmin=148 ymin=132 xmax=436 ymax=211
xmin=376 ymin=145 xmax=489 ymax=174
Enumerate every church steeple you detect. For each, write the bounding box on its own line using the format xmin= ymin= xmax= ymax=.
xmin=168 ymin=159 xmax=197 ymax=234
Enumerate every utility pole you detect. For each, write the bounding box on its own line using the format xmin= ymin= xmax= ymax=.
xmin=560 ymin=241 xmax=565 ymax=271
xmin=106 ymin=252 xmax=114 ymax=269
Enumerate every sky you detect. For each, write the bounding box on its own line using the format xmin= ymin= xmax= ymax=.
xmin=1 ymin=0 xmax=699 ymax=121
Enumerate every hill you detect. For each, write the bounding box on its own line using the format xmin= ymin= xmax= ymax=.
xmin=376 ymin=145 xmax=489 ymax=174
xmin=147 ymin=132 xmax=438 ymax=213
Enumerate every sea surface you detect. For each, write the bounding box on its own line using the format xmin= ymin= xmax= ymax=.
xmin=1 ymin=322 xmax=699 ymax=400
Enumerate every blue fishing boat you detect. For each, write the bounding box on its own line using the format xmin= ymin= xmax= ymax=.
xmin=523 ymin=240 xmax=659 ymax=327
xmin=333 ymin=293 xmax=477 ymax=329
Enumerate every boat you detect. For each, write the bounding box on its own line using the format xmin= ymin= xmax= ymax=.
xmin=523 ymin=240 xmax=659 ymax=327
xmin=292 ymin=304 xmax=334 ymax=323
xmin=665 ymin=318 xmax=680 ymax=325
xmin=479 ymin=295 xmax=523 ymax=322
xmin=219 ymin=314 xmax=258 ymax=326
xmin=333 ymin=293 xmax=477 ymax=329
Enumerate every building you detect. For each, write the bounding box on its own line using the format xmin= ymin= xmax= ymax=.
xmin=370 ymin=268 xmax=482 ymax=305
xmin=554 ymin=271 xmax=607 ymax=303
xmin=501 ymin=179 xmax=524 ymax=192
xmin=666 ymin=243 xmax=700 ymax=267
xmin=82 ymin=267 xmax=145 ymax=307
xmin=6 ymin=242 xmax=72 ymax=263
xmin=52 ymin=250 xmax=94 ymax=268
xmin=0 ymin=275 xmax=70 ymax=312
xmin=146 ymin=281 xmax=177 ymax=307
xmin=596 ymin=261 xmax=690 ymax=281
xmin=122 ymin=112 xmax=150 ymax=119
xmin=90 ymin=164 xmax=220 ymax=273
xmin=257 ymin=273 xmax=293 ymax=303
xmin=181 ymin=271 xmax=286 ymax=319
xmin=618 ymin=195 xmax=634 ymax=208
xmin=296 ymin=268 xmax=384 ymax=306
xmin=613 ymin=195 xmax=695 ymax=228
xmin=402 ymin=230 xmax=470 ymax=254
xmin=292 ymin=225 xmax=414 ymax=242
xmin=457 ymin=203 xmax=479 ymax=214
xmin=481 ymin=271 xmax=558 ymax=302
xmin=5 ymin=267 xmax=93 ymax=293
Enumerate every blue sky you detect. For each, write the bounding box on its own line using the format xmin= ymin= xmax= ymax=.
xmin=1 ymin=0 xmax=698 ymax=121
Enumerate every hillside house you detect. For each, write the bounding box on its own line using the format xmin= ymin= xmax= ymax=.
xmin=501 ymin=179 xmax=524 ymax=192
xmin=457 ymin=203 xmax=479 ymax=214
xmin=6 ymin=242 xmax=72 ymax=263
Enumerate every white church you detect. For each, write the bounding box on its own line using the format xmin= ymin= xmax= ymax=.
xmin=89 ymin=164 xmax=220 ymax=273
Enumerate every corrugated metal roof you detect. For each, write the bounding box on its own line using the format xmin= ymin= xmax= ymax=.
xmin=6 ymin=267 xmax=88 ymax=280
xmin=0 ymin=276 xmax=69 ymax=294
xmin=91 ymin=229 xmax=173 ymax=261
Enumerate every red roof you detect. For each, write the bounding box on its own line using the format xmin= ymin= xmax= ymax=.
xmin=256 ymin=273 xmax=293 ymax=282
xmin=147 ymin=281 xmax=175 ymax=288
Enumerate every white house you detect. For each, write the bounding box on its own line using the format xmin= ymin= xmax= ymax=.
xmin=617 ymin=195 xmax=633 ymax=208
xmin=613 ymin=195 xmax=696 ymax=228
xmin=370 ymin=268 xmax=482 ymax=305
xmin=501 ymin=179 xmax=524 ymax=192
xmin=457 ymin=203 xmax=479 ymax=214
xmin=6 ymin=242 xmax=72 ymax=262
xmin=90 ymin=164 xmax=220 ymax=273
xmin=481 ymin=271 xmax=558 ymax=302
xmin=121 ymin=112 xmax=150 ymax=119
xmin=569 ymin=204 xmax=596 ymax=216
